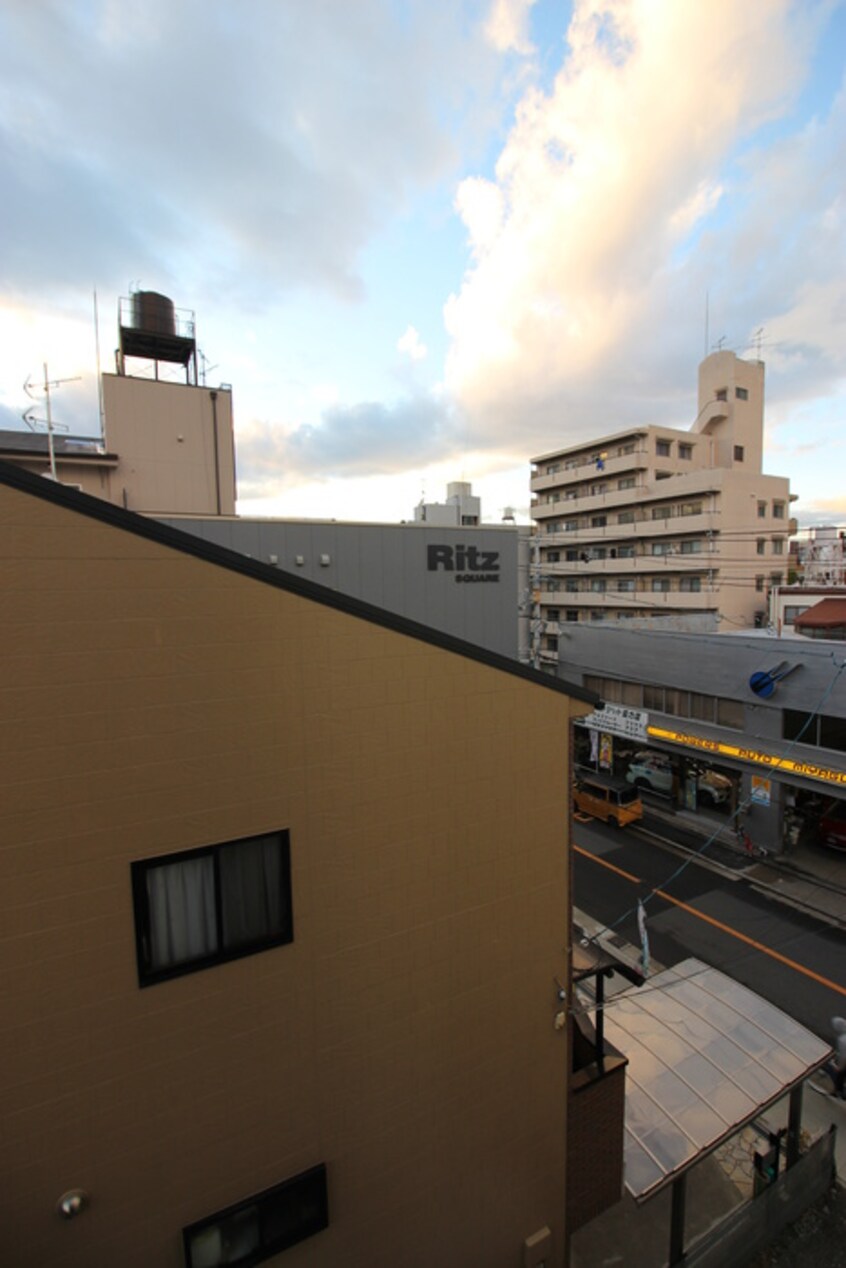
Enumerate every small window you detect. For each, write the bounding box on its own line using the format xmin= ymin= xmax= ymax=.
xmin=546 ymin=521 xmax=562 ymax=534
xmin=772 ymin=538 xmax=784 ymax=555
xmin=565 ymin=520 xmax=578 ymax=532
xmin=546 ymin=608 xmax=560 ymax=622
xmin=679 ymin=501 xmax=702 ymax=517
xmin=758 ymin=501 xmax=767 ymax=518
xmin=680 ymin=540 xmax=702 ymax=555
xmin=617 ymin=544 xmax=635 ymax=559
xmin=717 ymin=698 xmax=744 ymax=730
xmin=544 ymin=635 xmax=558 ymax=652
xmin=618 ymin=477 xmax=636 ymax=490
xmin=733 ymin=445 xmax=744 ymax=462
xmin=618 ymin=510 xmax=635 ymax=525
xmin=736 ymin=386 xmax=749 ymax=400
xmin=183 ymin=1165 xmax=328 ymax=1268
xmin=757 ymin=539 xmax=766 ymax=555
xmin=773 ymin=502 xmax=785 ymax=519
xmin=652 ymin=506 xmax=671 ymax=520
xmin=652 ymin=578 xmax=670 ymax=592
xmin=565 ymin=548 xmax=578 ymax=561
xmin=565 ymin=609 xmax=579 ymax=622
xmin=590 ymin=578 xmax=606 ymax=593
xmin=770 ymin=572 xmax=784 ymax=587
xmin=679 ymin=443 xmax=693 ymax=460
xmin=132 ymin=831 xmax=293 ymax=987
xmin=547 ymin=550 xmax=560 ymax=563
xmin=617 ymin=579 xmax=635 ymax=592
xmin=651 ymin=542 xmax=672 ymax=556
xmin=689 ymin=693 xmax=714 ymax=722
xmin=656 ymin=440 xmax=671 ymax=457
xmin=715 ymin=388 xmax=728 ymax=402
xmin=593 ymin=547 xmax=607 ymax=560
xmin=565 ymin=579 xmax=578 ymax=592
xmin=643 ymin=684 xmax=664 ymax=710
xmin=755 ymin=575 xmax=765 ymax=592
xmin=679 ymin=577 xmax=701 ymax=592
xmin=655 ymin=470 xmax=672 ymax=480
xmin=591 ymin=515 xmax=607 ymax=528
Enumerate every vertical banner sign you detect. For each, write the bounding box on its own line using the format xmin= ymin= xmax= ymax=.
xmin=599 ymin=733 xmax=613 ymax=771
xmin=590 ymin=729 xmax=599 ymax=766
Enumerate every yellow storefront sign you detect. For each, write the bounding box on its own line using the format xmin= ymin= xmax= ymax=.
xmin=647 ymin=725 xmax=846 ymax=788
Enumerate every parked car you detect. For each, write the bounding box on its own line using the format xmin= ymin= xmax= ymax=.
xmin=573 ymin=773 xmax=643 ymax=828
xmin=819 ymin=799 xmax=846 ymax=852
xmin=697 ymin=769 xmax=733 ymax=807
xmin=626 ymin=753 xmax=674 ymax=796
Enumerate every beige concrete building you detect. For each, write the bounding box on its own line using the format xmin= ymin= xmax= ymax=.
xmin=0 ymin=293 xmax=236 ymax=516
xmin=530 ymin=351 xmax=794 ymax=667
xmin=0 ymin=461 xmax=620 ymax=1268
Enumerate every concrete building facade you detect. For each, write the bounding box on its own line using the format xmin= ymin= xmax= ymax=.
xmin=159 ymin=514 xmax=529 ymax=662
xmin=529 ymin=352 xmax=794 ymax=668
xmin=0 ymin=461 xmax=606 ymax=1268
xmin=557 ymin=622 xmax=846 ymax=856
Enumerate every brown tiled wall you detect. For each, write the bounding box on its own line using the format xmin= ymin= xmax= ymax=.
xmin=566 ymin=1061 xmax=626 ymax=1232
xmin=0 ymin=482 xmax=584 ymax=1267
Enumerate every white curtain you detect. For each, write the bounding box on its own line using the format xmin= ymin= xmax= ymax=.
xmin=218 ymin=834 xmax=284 ymax=949
xmin=147 ymin=855 xmax=217 ymax=971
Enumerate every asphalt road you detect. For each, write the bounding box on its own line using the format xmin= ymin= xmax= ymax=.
xmin=573 ymin=816 xmax=846 ymax=1044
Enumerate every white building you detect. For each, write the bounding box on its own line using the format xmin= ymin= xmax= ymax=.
xmin=529 ymin=351 xmax=794 ymax=667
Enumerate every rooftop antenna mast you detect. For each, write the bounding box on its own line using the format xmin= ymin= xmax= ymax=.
xmin=199 ymin=350 xmax=219 ymax=387
xmin=22 ymin=363 xmax=81 ymax=482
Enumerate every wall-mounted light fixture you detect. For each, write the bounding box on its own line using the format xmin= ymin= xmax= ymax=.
xmin=56 ymin=1190 xmax=89 ymax=1220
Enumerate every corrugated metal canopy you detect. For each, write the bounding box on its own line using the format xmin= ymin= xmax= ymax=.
xmin=602 ymin=959 xmax=831 ymax=1201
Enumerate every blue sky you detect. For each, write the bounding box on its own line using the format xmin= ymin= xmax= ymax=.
xmin=1 ymin=0 xmax=844 ymax=526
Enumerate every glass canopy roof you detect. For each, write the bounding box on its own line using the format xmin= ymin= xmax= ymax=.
xmin=601 ymin=959 xmax=831 ymax=1201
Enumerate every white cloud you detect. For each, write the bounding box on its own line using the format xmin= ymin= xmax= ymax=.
xmin=397 ymin=325 xmax=428 ymax=361
xmin=445 ymin=0 xmax=827 ymax=456
xmin=484 ymin=0 xmax=537 ymax=55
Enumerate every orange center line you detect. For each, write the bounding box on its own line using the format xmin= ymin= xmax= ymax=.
xmin=574 ymin=842 xmax=846 ymax=998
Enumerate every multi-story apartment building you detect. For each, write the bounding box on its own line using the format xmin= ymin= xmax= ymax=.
xmin=529 ymin=351 xmax=794 ymax=666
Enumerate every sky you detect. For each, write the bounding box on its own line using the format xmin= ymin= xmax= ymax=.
xmin=1 ymin=0 xmax=845 ymax=527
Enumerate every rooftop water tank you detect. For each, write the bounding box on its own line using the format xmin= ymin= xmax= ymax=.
xmin=131 ymin=291 xmax=176 ymax=337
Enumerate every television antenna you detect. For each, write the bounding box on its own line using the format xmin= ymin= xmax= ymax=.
xmin=22 ymin=363 xmax=81 ymax=482
xmin=199 ymin=349 xmax=218 ymax=387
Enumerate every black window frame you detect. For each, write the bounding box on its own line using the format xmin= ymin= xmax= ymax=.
xmin=183 ymin=1164 xmax=328 ymax=1268
xmin=131 ymin=830 xmax=293 ymax=988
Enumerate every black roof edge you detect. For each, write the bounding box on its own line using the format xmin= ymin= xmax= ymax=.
xmin=0 ymin=460 xmax=599 ymax=707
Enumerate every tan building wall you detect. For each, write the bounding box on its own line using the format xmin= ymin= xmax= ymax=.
xmin=529 ymin=352 xmax=793 ymax=664
xmin=0 ymin=470 xmax=591 ymax=1268
xmin=0 ymin=377 xmax=236 ymax=516
xmin=101 ymin=375 xmax=236 ymax=514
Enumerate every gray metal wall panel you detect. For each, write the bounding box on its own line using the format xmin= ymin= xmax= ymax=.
xmin=158 ymin=518 xmax=520 ymax=659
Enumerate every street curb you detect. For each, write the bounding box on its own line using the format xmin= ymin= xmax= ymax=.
xmin=633 ymin=822 xmax=846 ymax=933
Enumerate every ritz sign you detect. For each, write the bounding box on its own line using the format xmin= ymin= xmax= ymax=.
xmin=427 ymin=544 xmax=500 ymax=584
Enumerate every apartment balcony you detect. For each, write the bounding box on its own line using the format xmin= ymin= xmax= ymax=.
xmin=539 ymin=507 xmax=719 ymax=545
xmin=531 ymin=456 xmax=647 ymax=498
xmin=536 ymin=583 xmax=718 ymax=610
xmin=538 ymin=552 xmax=717 ymax=576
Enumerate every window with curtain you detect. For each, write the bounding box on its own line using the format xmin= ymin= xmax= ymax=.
xmin=132 ymin=831 xmax=292 ymax=986
xmin=184 ymin=1165 xmax=328 ymax=1268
